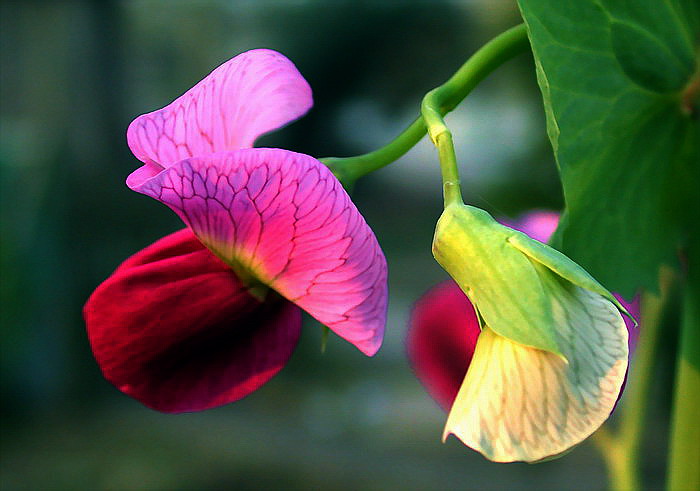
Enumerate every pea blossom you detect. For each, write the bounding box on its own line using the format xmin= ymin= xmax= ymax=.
xmin=413 ymin=209 xmax=636 ymax=462
xmin=84 ymin=50 xmax=388 ymax=413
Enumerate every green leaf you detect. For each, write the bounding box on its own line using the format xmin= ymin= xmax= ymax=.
xmin=517 ymin=0 xmax=700 ymax=298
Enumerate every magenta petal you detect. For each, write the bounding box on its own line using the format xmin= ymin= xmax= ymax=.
xmin=131 ymin=148 xmax=388 ymax=356
xmin=126 ymin=49 xmax=313 ymax=187
xmin=84 ymin=229 xmax=302 ymax=413
xmin=502 ymin=210 xmax=560 ymax=244
xmin=407 ymin=280 xmax=480 ymax=411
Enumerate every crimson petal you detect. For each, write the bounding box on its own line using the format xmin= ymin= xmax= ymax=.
xmin=407 ymin=280 xmax=480 ymax=411
xmin=84 ymin=229 xmax=302 ymax=413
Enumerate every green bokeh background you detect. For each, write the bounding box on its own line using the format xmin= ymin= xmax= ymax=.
xmin=0 ymin=1 xmax=674 ymax=489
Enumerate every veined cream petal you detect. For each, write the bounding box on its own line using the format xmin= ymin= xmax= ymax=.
xmin=443 ymin=282 xmax=628 ymax=462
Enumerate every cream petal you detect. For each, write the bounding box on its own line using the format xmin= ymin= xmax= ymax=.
xmin=443 ymin=281 xmax=628 ymax=462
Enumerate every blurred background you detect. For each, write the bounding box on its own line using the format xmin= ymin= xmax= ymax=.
xmin=0 ymin=1 xmax=675 ymax=489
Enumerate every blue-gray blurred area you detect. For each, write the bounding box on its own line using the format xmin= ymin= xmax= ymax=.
xmin=0 ymin=1 xmax=671 ymax=489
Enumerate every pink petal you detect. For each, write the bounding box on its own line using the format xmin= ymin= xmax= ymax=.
xmin=407 ymin=280 xmax=480 ymax=411
xmin=131 ymin=148 xmax=388 ymax=356
xmin=502 ymin=210 xmax=560 ymax=244
xmin=126 ymin=49 xmax=313 ymax=187
xmin=84 ymin=229 xmax=302 ymax=413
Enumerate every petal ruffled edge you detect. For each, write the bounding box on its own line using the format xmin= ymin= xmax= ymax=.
xmin=126 ymin=49 xmax=313 ymax=187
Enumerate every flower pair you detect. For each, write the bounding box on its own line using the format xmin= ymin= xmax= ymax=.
xmin=84 ymin=47 xmax=632 ymax=466
xmin=84 ymin=50 xmax=388 ymax=413
xmin=409 ymin=210 xmax=637 ymax=462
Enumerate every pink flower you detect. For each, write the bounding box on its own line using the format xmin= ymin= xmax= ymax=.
xmin=84 ymin=50 xmax=388 ymax=413
xmin=408 ymin=210 xmax=638 ymax=412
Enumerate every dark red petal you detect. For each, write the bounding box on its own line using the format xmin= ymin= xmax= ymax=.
xmin=406 ymin=280 xmax=480 ymax=411
xmin=114 ymin=228 xmax=205 ymax=271
xmin=84 ymin=229 xmax=302 ymax=413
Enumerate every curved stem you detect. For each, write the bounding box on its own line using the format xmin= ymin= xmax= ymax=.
xmin=591 ymin=428 xmax=636 ymax=491
xmin=321 ymin=23 xmax=530 ymax=185
xmin=422 ymin=88 xmax=463 ymax=207
xmin=321 ymin=118 xmax=425 ymax=185
xmin=619 ymin=294 xmax=663 ymax=485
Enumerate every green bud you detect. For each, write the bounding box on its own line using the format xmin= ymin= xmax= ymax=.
xmin=432 ymin=203 xmax=632 ymax=359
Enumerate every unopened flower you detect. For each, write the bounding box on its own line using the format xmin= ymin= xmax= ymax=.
xmin=84 ymin=50 xmax=388 ymax=413
xmin=419 ymin=206 xmax=634 ymax=462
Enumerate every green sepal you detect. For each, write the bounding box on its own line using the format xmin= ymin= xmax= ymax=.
xmin=433 ymin=203 xmax=563 ymax=357
xmin=507 ymin=232 xmax=637 ymax=327
xmin=320 ymin=325 xmax=330 ymax=354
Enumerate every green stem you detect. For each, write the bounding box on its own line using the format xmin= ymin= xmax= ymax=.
xmin=422 ymin=89 xmax=463 ymax=206
xmin=593 ymin=270 xmax=672 ymax=491
xmin=668 ymin=272 xmax=700 ymax=491
xmin=321 ymin=23 xmax=530 ymax=186
xmin=591 ymin=428 xmax=632 ymax=491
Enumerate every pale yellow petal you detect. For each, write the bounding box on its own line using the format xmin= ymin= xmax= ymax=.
xmin=443 ymin=283 xmax=628 ymax=462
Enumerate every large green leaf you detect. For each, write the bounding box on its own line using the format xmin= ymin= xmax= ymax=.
xmin=517 ymin=0 xmax=699 ymax=298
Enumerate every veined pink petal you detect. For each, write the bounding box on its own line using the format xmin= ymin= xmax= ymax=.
xmin=131 ymin=148 xmax=388 ymax=356
xmin=84 ymin=229 xmax=302 ymax=413
xmin=126 ymin=49 xmax=313 ymax=187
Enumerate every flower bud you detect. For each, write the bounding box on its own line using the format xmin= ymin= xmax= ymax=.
xmin=432 ymin=203 xmax=631 ymax=462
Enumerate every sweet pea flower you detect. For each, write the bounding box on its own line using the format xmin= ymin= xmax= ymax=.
xmin=413 ymin=208 xmax=635 ymax=462
xmin=84 ymin=50 xmax=388 ymax=413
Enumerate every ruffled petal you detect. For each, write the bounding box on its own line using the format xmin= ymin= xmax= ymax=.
xmin=407 ymin=280 xmax=480 ymax=411
xmin=443 ymin=277 xmax=628 ymax=462
xmin=84 ymin=229 xmax=302 ymax=413
xmin=126 ymin=49 xmax=312 ymax=187
xmin=131 ymin=148 xmax=388 ymax=356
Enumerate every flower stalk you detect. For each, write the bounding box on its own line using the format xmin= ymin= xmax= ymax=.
xmin=668 ymin=269 xmax=700 ymax=491
xmin=422 ymin=88 xmax=462 ymax=207
xmin=592 ymin=268 xmax=674 ymax=491
xmin=321 ymin=23 xmax=529 ymax=185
